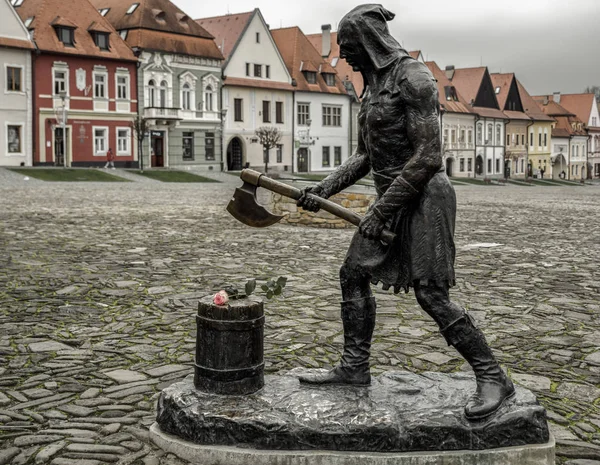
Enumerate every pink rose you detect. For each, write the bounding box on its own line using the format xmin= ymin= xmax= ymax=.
xmin=213 ymin=290 xmax=229 ymax=306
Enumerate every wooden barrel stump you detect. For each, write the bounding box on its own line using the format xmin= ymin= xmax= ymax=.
xmin=194 ymin=295 xmax=264 ymax=395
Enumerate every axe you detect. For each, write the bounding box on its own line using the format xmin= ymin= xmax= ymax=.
xmin=227 ymin=169 xmax=396 ymax=245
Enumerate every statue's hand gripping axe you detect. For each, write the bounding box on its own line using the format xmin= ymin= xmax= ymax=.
xmin=227 ymin=169 xmax=396 ymax=245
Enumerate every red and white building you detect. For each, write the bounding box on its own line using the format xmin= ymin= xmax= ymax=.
xmin=14 ymin=0 xmax=138 ymax=167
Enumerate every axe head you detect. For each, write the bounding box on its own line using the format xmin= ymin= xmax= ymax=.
xmin=227 ymin=181 xmax=284 ymax=228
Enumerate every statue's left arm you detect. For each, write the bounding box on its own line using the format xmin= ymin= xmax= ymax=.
xmin=359 ymin=68 xmax=442 ymax=239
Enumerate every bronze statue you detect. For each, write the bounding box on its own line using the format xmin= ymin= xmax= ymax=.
xmin=296 ymin=4 xmax=515 ymax=420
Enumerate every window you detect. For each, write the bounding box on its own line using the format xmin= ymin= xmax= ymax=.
xmin=94 ymin=127 xmax=108 ymax=155
xmin=205 ymin=132 xmax=215 ymax=160
xmin=467 ymin=158 xmax=472 ymax=172
xmin=322 ymin=146 xmax=330 ymax=167
xmin=520 ymin=159 xmax=524 ymax=173
xmin=460 ymin=129 xmax=465 ymax=143
xmin=496 ymin=159 xmax=500 ymax=173
xmin=322 ymin=105 xmax=341 ymax=127
xmin=276 ymin=144 xmax=283 ymax=163
xmin=94 ymin=73 xmax=106 ymax=98
xmin=460 ymin=158 xmax=465 ymax=172
xmin=544 ymin=131 xmax=547 ymax=147
xmin=99 ymin=8 xmax=110 ymax=16
xmin=254 ymin=64 xmax=262 ymax=78
xmin=297 ymin=103 xmax=310 ymax=125
xmin=245 ymin=63 xmax=250 ymax=77
xmin=126 ymin=3 xmax=139 ymax=14
xmin=148 ymin=80 xmax=156 ymax=106
xmin=120 ymin=30 xmax=128 ymax=40
xmin=182 ymin=132 xmax=194 ymax=160
xmin=182 ymin=83 xmax=191 ymax=110
xmin=276 ymin=102 xmax=283 ymax=124
xmin=506 ymin=134 xmax=510 ymax=146
xmin=24 ymin=17 xmax=33 ymax=27
xmin=443 ymin=129 xmax=448 ymax=145
xmin=234 ymin=98 xmax=243 ymax=121
xmin=468 ymin=130 xmax=473 ymax=144
xmin=56 ymin=27 xmax=74 ymax=46
xmin=477 ymin=123 xmax=483 ymax=145
xmin=323 ymin=73 xmax=335 ymax=86
xmin=521 ymin=134 xmax=525 ymax=146
xmin=11 ymin=0 xmax=24 ymax=5
xmin=539 ymin=133 xmax=542 ymax=147
xmin=451 ymin=129 xmax=456 ymax=144
xmin=266 ymin=65 xmax=270 ymax=79
xmin=487 ymin=159 xmax=492 ymax=173
xmin=496 ymin=125 xmax=501 ymax=145
xmin=262 ymin=100 xmax=270 ymax=123
xmin=7 ymin=125 xmax=22 ymax=153
xmin=117 ymin=128 xmax=130 ymax=155
xmin=487 ymin=124 xmax=493 ymax=144
xmin=94 ymin=32 xmax=109 ymax=50
xmin=159 ymin=80 xmax=167 ymax=107
xmin=304 ymin=71 xmax=317 ymax=84
xmin=117 ymin=75 xmax=128 ymax=99
xmin=256 ymin=32 xmax=260 ymax=43
xmin=6 ymin=67 xmax=22 ymax=92
xmin=530 ymin=132 xmax=533 ymax=147
xmin=204 ymin=85 xmax=213 ymax=112
xmin=495 ymin=86 xmax=501 ymax=94
xmin=334 ymin=146 xmax=342 ymax=166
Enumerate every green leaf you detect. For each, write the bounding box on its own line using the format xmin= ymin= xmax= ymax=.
xmin=245 ymin=279 xmax=256 ymax=296
xmin=276 ymin=277 xmax=287 ymax=288
xmin=266 ymin=290 xmax=274 ymax=299
xmin=261 ymin=284 xmax=269 ymax=292
xmin=267 ymin=279 xmax=275 ymax=289
xmin=274 ymin=285 xmax=282 ymax=296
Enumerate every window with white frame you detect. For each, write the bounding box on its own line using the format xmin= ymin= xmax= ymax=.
xmin=205 ymin=85 xmax=213 ymax=112
xmin=159 ymin=80 xmax=168 ymax=107
xmin=6 ymin=66 xmax=22 ymax=92
xmin=54 ymin=69 xmax=67 ymax=95
xmin=496 ymin=125 xmax=501 ymax=146
xmin=183 ymin=132 xmax=194 ymax=160
xmin=94 ymin=73 xmax=106 ymax=98
xmin=476 ymin=123 xmax=482 ymax=145
xmin=276 ymin=144 xmax=282 ymax=163
xmin=7 ymin=124 xmax=23 ymax=154
xmin=94 ymin=127 xmax=108 ymax=155
xmin=148 ymin=80 xmax=156 ymax=106
xmin=117 ymin=128 xmax=131 ymax=155
xmin=116 ymin=74 xmax=128 ymax=100
xmin=205 ymin=132 xmax=214 ymax=160
xmin=182 ymin=83 xmax=191 ymax=110
xmin=486 ymin=124 xmax=492 ymax=144
xmin=322 ymin=105 xmax=341 ymax=127
xmin=297 ymin=103 xmax=310 ymax=126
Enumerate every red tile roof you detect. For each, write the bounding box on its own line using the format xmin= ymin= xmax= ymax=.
xmin=0 ymin=37 xmax=34 ymax=50
xmin=473 ymin=106 xmax=507 ymax=119
xmin=559 ymin=93 xmax=596 ymax=126
xmin=125 ymin=29 xmax=222 ymax=59
xmin=450 ymin=67 xmax=486 ymax=105
xmin=271 ymin=27 xmax=347 ymax=95
xmin=425 ymin=61 xmax=473 ymax=115
xmin=224 ymin=76 xmax=294 ymax=91
xmin=516 ymin=80 xmax=555 ymax=122
xmin=533 ymin=95 xmax=587 ymax=137
xmin=490 ymin=73 xmax=529 ymax=121
xmin=16 ymin=0 xmax=136 ymax=60
xmin=196 ymin=11 xmax=253 ymax=60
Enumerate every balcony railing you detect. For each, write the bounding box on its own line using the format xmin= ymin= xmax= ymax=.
xmin=144 ymin=107 xmax=182 ymax=120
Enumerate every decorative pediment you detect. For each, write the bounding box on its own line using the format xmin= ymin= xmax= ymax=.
xmin=179 ymin=71 xmax=198 ymax=85
xmin=202 ymin=73 xmax=219 ymax=90
xmin=144 ymin=52 xmax=172 ymax=72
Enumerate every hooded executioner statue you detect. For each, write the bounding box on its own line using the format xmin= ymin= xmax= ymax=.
xmin=297 ymin=4 xmax=515 ymax=420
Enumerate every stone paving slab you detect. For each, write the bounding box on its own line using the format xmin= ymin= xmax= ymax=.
xmin=1 ymin=180 xmax=600 ymax=464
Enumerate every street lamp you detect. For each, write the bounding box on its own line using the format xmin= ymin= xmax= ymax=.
xmin=59 ymin=90 xmax=68 ymax=168
xmin=220 ymin=108 xmax=228 ymax=172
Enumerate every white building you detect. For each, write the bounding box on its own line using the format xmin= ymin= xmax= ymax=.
xmin=272 ymin=26 xmax=352 ymax=173
xmin=0 ymin=0 xmax=33 ymax=167
xmin=198 ymin=9 xmax=295 ymax=173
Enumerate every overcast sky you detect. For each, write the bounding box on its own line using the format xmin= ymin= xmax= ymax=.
xmin=175 ymin=0 xmax=599 ymax=96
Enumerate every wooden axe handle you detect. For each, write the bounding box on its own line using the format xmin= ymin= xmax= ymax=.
xmin=241 ymin=169 xmax=396 ymax=245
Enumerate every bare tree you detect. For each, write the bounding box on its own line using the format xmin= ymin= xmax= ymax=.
xmin=132 ymin=115 xmax=149 ymax=173
xmin=255 ymin=126 xmax=282 ymax=173
xmin=584 ymin=86 xmax=600 ymax=103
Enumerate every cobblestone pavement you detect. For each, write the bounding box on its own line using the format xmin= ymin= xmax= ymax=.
xmin=1 ymin=174 xmax=600 ymax=465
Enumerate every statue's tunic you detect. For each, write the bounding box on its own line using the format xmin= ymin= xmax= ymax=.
xmin=345 ymin=57 xmax=456 ymax=293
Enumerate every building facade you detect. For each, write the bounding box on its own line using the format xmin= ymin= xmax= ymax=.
xmin=198 ymin=9 xmax=294 ymax=173
xmin=1 ymin=0 xmax=33 ymax=167
xmin=96 ymin=0 xmax=224 ymax=170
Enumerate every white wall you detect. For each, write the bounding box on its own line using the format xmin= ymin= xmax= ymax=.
xmin=475 ymin=117 xmax=505 ymax=177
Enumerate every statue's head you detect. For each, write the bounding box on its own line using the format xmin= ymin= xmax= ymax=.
xmin=338 ymin=4 xmax=403 ymax=72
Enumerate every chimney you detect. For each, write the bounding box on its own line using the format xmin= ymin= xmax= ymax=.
xmin=553 ymin=92 xmax=561 ymax=104
xmin=321 ymin=24 xmax=331 ymax=58
xmin=445 ymin=65 xmax=455 ymax=80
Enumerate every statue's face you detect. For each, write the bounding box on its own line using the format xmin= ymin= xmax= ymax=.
xmin=338 ymin=34 xmax=363 ymax=72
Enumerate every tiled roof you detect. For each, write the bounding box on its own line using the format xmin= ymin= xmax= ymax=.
xmin=271 ymin=27 xmax=347 ymax=95
xmin=473 ymin=106 xmax=507 ymax=119
xmin=490 ymin=73 xmax=513 ymax=109
xmin=16 ymin=0 xmax=136 ymax=60
xmin=0 ymin=37 xmax=34 ymax=50
xmin=224 ymin=76 xmax=294 ymax=91
xmin=516 ymin=80 xmax=555 ymax=122
xmin=450 ymin=67 xmax=486 ymax=105
xmin=124 ymin=29 xmax=223 ymax=59
xmin=196 ymin=11 xmax=253 ymax=59
xmin=425 ymin=61 xmax=472 ymax=115
xmin=532 ymin=96 xmax=575 ymax=117
xmin=503 ymin=110 xmax=530 ymax=121
xmin=560 ymin=93 xmax=596 ymax=126
xmin=534 ymin=95 xmax=587 ymax=137
xmin=90 ymin=0 xmax=214 ymax=39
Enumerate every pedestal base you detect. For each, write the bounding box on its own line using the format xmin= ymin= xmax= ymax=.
xmin=150 ymin=423 xmax=555 ymax=465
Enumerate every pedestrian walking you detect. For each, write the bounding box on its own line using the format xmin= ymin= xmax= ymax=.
xmin=104 ymin=148 xmax=115 ymax=169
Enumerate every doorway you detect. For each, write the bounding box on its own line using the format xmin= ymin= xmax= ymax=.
xmin=297 ymin=148 xmax=308 ymax=173
xmin=151 ymin=131 xmax=165 ymax=167
xmin=475 ymin=155 xmax=484 ymax=176
xmin=227 ymin=137 xmax=243 ymax=171
xmin=445 ymin=158 xmax=454 ymax=177
xmin=54 ymin=127 xmax=71 ymax=166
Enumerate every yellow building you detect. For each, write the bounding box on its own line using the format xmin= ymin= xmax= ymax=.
xmin=517 ymin=80 xmax=554 ymax=179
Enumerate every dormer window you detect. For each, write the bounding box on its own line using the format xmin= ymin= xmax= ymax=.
xmin=444 ymin=86 xmax=458 ymax=102
xmin=126 ymin=3 xmax=139 ymax=14
xmin=24 ymin=17 xmax=34 ymax=27
xmin=99 ymin=8 xmax=110 ymax=16
xmin=11 ymin=0 xmax=24 ymax=6
xmin=323 ymin=73 xmax=335 ymax=87
xmin=120 ymin=30 xmax=128 ymax=40
xmin=331 ymin=57 xmax=339 ymax=67
xmin=495 ymin=86 xmax=501 ymax=94
xmin=93 ymin=32 xmax=109 ymax=51
xmin=303 ymin=71 xmax=317 ymax=84
xmin=56 ymin=27 xmax=75 ymax=47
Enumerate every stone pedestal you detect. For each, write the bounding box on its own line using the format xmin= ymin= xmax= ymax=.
xmin=153 ymin=369 xmax=553 ymax=464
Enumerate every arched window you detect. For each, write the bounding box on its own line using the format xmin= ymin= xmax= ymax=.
xmin=148 ymin=80 xmax=156 ymax=107
xmin=496 ymin=124 xmax=501 ymax=146
xmin=477 ymin=123 xmax=483 ymax=145
xmin=487 ymin=123 xmax=493 ymax=144
xmin=182 ymin=83 xmax=191 ymax=110
xmin=205 ymin=85 xmax=213 ymax=112
xmin=159 ymin=80 xmax=168 ymax=108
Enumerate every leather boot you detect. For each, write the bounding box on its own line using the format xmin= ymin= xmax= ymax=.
xmin=442 ymin=314 xmax=515 ymax=420
xmin=299 ymin=297 xmax=376 ymax=385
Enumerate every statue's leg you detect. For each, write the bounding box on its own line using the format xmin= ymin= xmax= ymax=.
xmin=298 ymin=260 xmax=375 ymax=385
xmin=414 ymin=283 xmax=515 ymax=420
